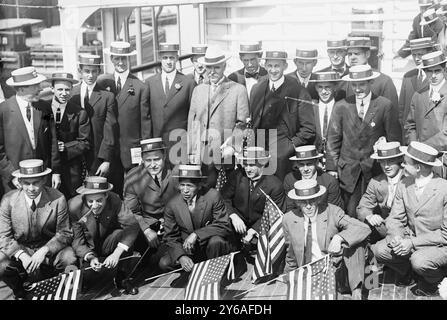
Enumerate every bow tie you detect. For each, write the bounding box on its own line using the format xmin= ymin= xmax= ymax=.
xmin=245 ymin=72 xmax=259 ymax=79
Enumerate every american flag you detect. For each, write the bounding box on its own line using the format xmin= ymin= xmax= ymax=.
xmin=252 ymin=192 xmax=285 ymax=283
xmin=286 ymin=255 xmax=336 ymax=300
xmin=185 ymin=253 xmax=235 ymax=300
xmin=215 ymin=167 xmax=227 ymax=191
xmin=25 ymin=269 xmax=82 ymax=300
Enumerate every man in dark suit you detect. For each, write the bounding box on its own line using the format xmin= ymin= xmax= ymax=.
xmin=0 ymin=67 xmax=61 ymax=192
xmin=284 ymin=145 xmax=343 ymax=211
xmin=159 ymin=165 xmax=232 ymax=272
xmin=145 ymin=43 xmax=196 ymax=163
xmin=250 ymin=51 xmax=316 ymax=180
xmin=187 ymin=44 xmax=209 ymax=85
xmin=41 ymin=72 xmax=91 ymax=199
xmin=70 ymin=54 xmax=117 ymax=184
xmin=0 ymin=58 xmax=15 ymax=103
xmin=283 ymin=179 xmax=370 ymax=300
xmin=228 ymin=42 xmax=268 ymax=98
xmin=326 ymin=65 xmax=402 ymax=218
xmin=97 ymin=41 xmax=151 ymax=195
xmin=357 ymin=142 xmax=405 ymax=243
xmin=287 ymin=49 xmax=319 ymax=100
xmin=399 ymin=38 xmax=435 ymax=137
xmin=69 ymin=176 xmax=140 ymax=295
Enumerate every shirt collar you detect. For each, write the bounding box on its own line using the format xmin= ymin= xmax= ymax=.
xmin=162 ymin=70 xmax=177 ymax=81
xmin=211 ymin=76 xmax=226 ymax=87
xmin=15 ymin=95 xmax=30 ymax=108
xmin=296 ymin=72 xmax=310 ymax=84
xmin=114 ymin=69 xmax=129 ymax=83
xmin=269 ymin=75 xmax=285 ymax=90
xmin=24 ymin=192 xmax=42 ymax=208
xmin=332 ymin=64 xmax=347 ymax=73
xmin=356 ymin=91 xmax=372 ymax=105
xmin=245 ymin=66 xmax=260 ymax=75
xmin=304 ymin=212 xmax=318 ymax=223
xmin=430 ymin=79 xmax=446 ymax=92
xmin=415 ymin=172 xmax=433 ymax=190
xmin=387 ymin=169 xmax=403 ymax=185
xmin=52 ymin=97 xmax=67 ymax=109
xmin=319 ymin=99 xmax=335 ymax=109
xmin=81 ymin=81 xmax=96 ymax=92
xmin=187 ymin=194 xmax=197 ymax=206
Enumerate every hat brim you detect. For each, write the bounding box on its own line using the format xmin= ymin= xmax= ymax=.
xmin=172 ymin=175 xmax=207 ymax=180
xmin=342 ymin=71 xmax=380 ymax=82
xmin=420 ymin=58 xmax=447 ymax=69
xmin=287 ymin=185 xmax=327 ymax=200
xmin=370 ymin=152 xmax=404 ymax=160
xmin=308 ymin=79 xmax=342 ymax=83
xmin=104 ymin=48 xmax=137 ymax=56
xmin=261 ymin=57 xmax=292 ymax=61
xmin=46 ymin=77 xmax=79 ymax=85
xmin=402 ymin=44 xmax=435 ymax=52
xmin=141 ymin=146 xmax=167 ymax=154
xmin=347 ymin=45 xmax=378 ymax=50
xmin=76 ymin=183 xmax=114 ymax=195
xmin=400 ymin=146 xmax=443 ymax=166
xmin=293 ymin=56 xmax=318 ymax=60
xmin=12 ymin=168 xmax=52 ymax=178
xmin=236 ymin=155 xmax=271 ymax=163
xmin=239 ymin=50 xmax=263 ymax=54
xmin=420 ymin=17 xmax=439 ymax=26
xmin=289 ymin=153 xmax=324 ymax=160
xmin=6 ymin=74 xmax=47 ymax=87
xmin=327 ymin=46 xmax=348 ymax=50
xmin=197 ymin=55 xmax=231 ymax=66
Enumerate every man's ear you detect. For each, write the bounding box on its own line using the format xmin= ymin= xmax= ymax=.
xmin=312 ymin=60 xmax=318 ymax=67
xmin=284 ymin=62 xmax=289 ymax=70
xmin=366 ymin=50 xmax=371 ymax=59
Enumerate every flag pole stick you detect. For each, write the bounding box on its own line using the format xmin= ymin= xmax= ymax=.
xmin=233 ymin=273 xmax=285 ymax=299
xmin=144 ymin=268 xmax=184 ymax=282
xmin=259 ymin=187 xmax=284 ymax=215
xmin=83 ymin=254 xmax=140 ymax=272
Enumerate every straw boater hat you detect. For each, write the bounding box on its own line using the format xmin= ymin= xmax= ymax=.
xmin=78 ymin=54 xmax=103 ymax=66
xmin=327 ymin=38 xmax=347 ymax=50
xmin=261 ymin=50 xmax=290 ymax=61
xmin=342 ymin=65 xmax=380 ymax=82
xmin=76 ymin=176 xmax=113 ymax=195
xmin=402 ymin=37 xmax=436 ymax=52
xmin=346 ymin=37 xmax=377 ymax=50
xmin=47 ymin=72 xmax=79 ymax=85
xmin=236 ymin=146 xmax=271 ymax=164
xmin=287 ymin=179 xmax=327 ymax=201
xmin=308 ymin=71 xmax=342 ymax=83
xmin=190 ymin=44 xmax=208 ymax=56
xmin=239 ymin=41 xmax=263 ymax=54
xmin=370 ymin=141 xmax=404 ymax=160
xmin=12 ymin=159 xmax=52 ymax=179
xmin=419 ymin=51 xmax=447 ymax=69
xmin=197 ymin=45 xmax=231 ymax=66
xmin=400 ymin=141 xmax=442 ymax=166
xmin=289 ymin=145 xmax=323 ymax=161
xmin=294 ymin=49 xmax=318 ymax=60
xmin=6 ymin=66 xmax=47 ymax=87
xmin=140 ymin=137 xmax=167 ymax=154
xmin=158 ymin=43 xmax=180 ymax=53
xmin=420 ymin=0 xmax=434 ymax=7
xmin=104 ymin=41 xmax=137 ymax=56
xmin=173 ymin=164 xmax=207 ymax=180
xmin=420 ymin=8 xmax=439 ymax=25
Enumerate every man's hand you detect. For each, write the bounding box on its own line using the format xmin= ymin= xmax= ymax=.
xmin=27 ymin=246 xmax=49 ymax=273
xmin=328 ymin=235 xmax=344 ymax=255
xmin=103 ymin=252 xmax=120 ymax=269
xmin=18 ymin=252 xmax=32 ymax=272
xmin=96 ymin=161 xmax=110 ymax=177
xmin=387 ymin=235 xmax=402 ymax=250
xmin=230 ymin=214 xmax=247 ymax=234
xmin=12 ymin=177 xmax=21 ymax=189
xmin=89 ymin=257 xmax=102 ymax=272
xmin=327 ymin=171 xmax=338 ymax=179
xmin=57 ymin=141 xmax=65 ymax=152
xmin=183 ymin=233 xmax=198 ymax=255
xmin=392 ymin=238 xmax=413 ymax=256
xmin=242 ymin=228 xmax=258 ymax=244
xmin=144 ymin=228 xmax=160 ymax=249
xmin=365 ymin=214 xmax=385 ymax=227
xmin=179 ymin=255 xmax=194 ymax=272
xmin=52 ymin=174 xmax=61 ymax=189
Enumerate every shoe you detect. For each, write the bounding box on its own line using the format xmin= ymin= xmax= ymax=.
xmin=395 ymin=271 xmax=415 ymax=287
xmin=114 ymin=277 xmax=139 ymax=295
xmin=413 ymin=281 xmax=439 ymax=297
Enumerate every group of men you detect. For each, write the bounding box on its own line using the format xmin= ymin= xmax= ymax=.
xmin=1 ymin=0 xmax=447 ymax=299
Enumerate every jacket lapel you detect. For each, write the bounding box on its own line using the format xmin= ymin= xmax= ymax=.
xmin=209 ymin=79 xmax=230 ymax=118
xmin=36 ymin=188 xmax=53 ymax=229
xmin=252 ymin=80 xmax=269 ymax=128
xmin=313 ymin=103 xmax=321 ymax=137
xmin=362 ymin=95 xmax=379 ymax=127
xmin=194 ymin=194 xmax=207 ymax=229
xmin=160 ymin=167 xmax=171 ymax=194
xmin=32 ymin=105 xmax=42 ymax=145
xmin=425 ymin=81 xmax=447 ymax=119
xmin=413 ymin=178 xmax=439 ymax=215
xmin=291 ymin=210 xmax=305 ymax=266
xmin=16 ymin=192 xmax=31 ymax=237
xmin=177 ymin=198 xmax=195 ymax=233
xmin=89 ymin=85 xmax=102 ymax=107
xmin=165 ymin=73 xmax=183 ymax=104
xmin=10 ymin=98 xmax=34 ymax=150
xmin=117 ymin=75 xmax=132 ymax=107
xmin=316 ymin=208 xmax=328 ymax=250
xmin=99 ymin=202 xmax=113 ymax=234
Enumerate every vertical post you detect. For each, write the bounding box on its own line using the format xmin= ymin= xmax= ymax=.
xmin=152 ymin=7 xmax=158 ymax=64
xmin=15 ymin=0 xmax=20 ymax=19
xmin=123 ymin=16 xmax=130 ymax=42
xmin=135 ymin=7 xmax=143 ymax=79
xmin=177 ymin=5 xmax=182 ymax=70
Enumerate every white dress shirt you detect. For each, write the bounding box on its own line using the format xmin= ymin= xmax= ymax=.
xmin=414 ymin=172 xmax=433 ymax=199
xmin=114 ymin=69 xmax=129 ymax=90
xmin=430 ymin=78 xmax=446 ymax=96
xmin=16 ymin=95 xmax=36 ymax=149
xmin=210 ymin=76 xmax=225 ymax=95
xmin=24 ymin=192 xmax=42 ymax=209
xmin=80 ymin=81 xmax=96 ymax=109
xmin=303 ymin=214 xmax=324 ymax=262
xmin=161 ymin=70 xmax=177 ymax=94
xmin=318 ymin=99 xmax=335 ymax=137
xmin=150 ymin=172 xmax=163 ymax=187
xmin=269 ymin=76 xmax=285 ymax=91
xmin=51 ymin=98 xmax=67 ymax=122
xmin=386 ymin=169 xmax=403 ymax=208
xmin=297 ymin=73 xmax=311 ymax=88
xmin=355 ymin=91 xmax=372 ymax=120
xmin=245 ymin=67 xmax=261 ymax=97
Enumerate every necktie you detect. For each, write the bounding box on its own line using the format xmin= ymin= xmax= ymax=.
xmin=386 ymin=183 xmax=396 ymax=208
xmin=116 ymin=77 xmax=122 ymax=93
xmin=26 ymin=103 xmax=31 ymax=122
xmin=55 ymin=107 xmax=61 ymax=124
xmin=84 ymin=87 xmax=94 ymax=118
xmin=30 ymin=200 xmax=36 ymax=212
xmin=271 ymin=84 xmax=276 ymax=93
xmin=418 ymin=70 xmax=423 ymax=83
xmin=164 ymin=76 xmax=170 ymax=96
xmin=358 ymin=99 xmax=364 ymax=120
xmin=245 ymin=72 xmax=259 ymax=79
xmin=198 ymin=75 xmax=204 ymax=84
xmin=322 ymin=104 xmax=329 ymax=138
xmin=249 ymin=180 xmax=255 ymax=193
xmin=187 ymin=200 xmax=195 ymax=213
xmin=154 ymin=175 xmax=160 ymax=188
xmin=303 ymin=219 xmax=313 ymax=264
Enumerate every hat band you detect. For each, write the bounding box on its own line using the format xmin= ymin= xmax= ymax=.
xmin=20 ymin=164 xmax=45 ymax=175
xmin=316 ymin=74 xmax=340 ymax=81
xmin=377 ymin=147 xmax=401 ymax=158
xmin=295 ymin=51 xmax=318 ymax=59
xmin=13 ymin=72 xmax=38 ymax=83
xmin=349 ymin=70 xmax=373 ymax=79
xmin=243 ymin=152 xmax=268 ymax=159
xmin=110 ymin=47 xmax=132 ymax=54
xmin=295 ymin=149 xmax=318 ymax=159
xmin=327 ymin=41 xmax=346 ymax=48
xmin=204 ymin=55 xmax=226 ymax=64
xmin=240 ymin=45 xmax=261 ymax=52
xmin=84 ymin=181 xmax=109 ymax=190
xmin=179 ymin=170 xmax=201 ymax=177
xmin=348 ymin=41 xmax=371 ymax=47
xmin=295 ymin=185 xmax=320 ymax=197
xmin=423 ymin=55 xmax=446 ymax=67
xmin=407 ymin=145 xmax=437 ymax=163
xmin=265 ymin=52 xmax=287 ymax=59
xmin=141 ymin=142 xmax=165 ymax=153
xmin=79 ymin=58 xmax=101 ymax=65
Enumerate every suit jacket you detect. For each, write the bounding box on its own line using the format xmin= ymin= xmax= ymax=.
xmin=287 ymin=71 xmax=319 ymax=100
xmin=187 ymin=77 xmax=249 ymax=154
xmin=386 ymin=175 xmax=447 ymax=249
xmin=70 ymin=84 xmax=117 ymax=173
xmin=228 ymin=67 xmax=268 ymax=92
xmin=357 ymin=172 xmax=405 ymax=222
xmin=405 ymin=81 xmax=447 ymax=151
xmin=163 ymin=188 xmax=232 ymax=262
xmin=0 ymin=187 xmax=71 ymax=258
xmin=97 ymin=73 xmax=151 ymax=170
xmin=145 ymin=71 xmax=196 ymax=147
xmin=0 ymin=97 xmax=60 ymax=189
xmin=283 ymin=169 xmax=344 ymax=210
xmin=399 ymin=69 xmax=429 ymax=138
xmin=40 ymin=101 xmax=91 ymax=197
xmin=221 ymin=168 xmax=286 ymax=233
xmin=69 ymin=192 xmax=140 ymax=259
xmin=282 ymin=203 xmax=371 ymax=272
xmin=398 ymin=13 xmax=435 ymax=59
xmin=123 ymin=164 xmax=178 ymax=231
xmin=325 ymin=94 xmax=402 ymax=193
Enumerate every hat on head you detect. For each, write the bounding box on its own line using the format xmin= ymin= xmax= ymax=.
xmin=327 ymin=38 xmax=348 ymax=50
xmin=78 ymin=54 xmax=103 ymax=66
xmin=420 ymin=0 xmax=434 ymax=7
xmin=294 ymin=49 xmax=318 ymax=60
xmin=239 ymin=41 xmax=263 ymax=54
xmin=197 ymin=45 xmax=231 ymax=66
xmin=191 ymin=44 xmax=208 ymax=56
xmin=420 ymin=51 xmax=447 ymax=68
xmin=47 ymin=72 xmax=79 ymax=85
xmin=6 ymin=67 xmax=47 ymax=87
xmin=371 ymin=141 xmax=404 ymax=160
xmin=289 ymin=145 xmax=324 ymax=161
xmin=158 ymin=43 xmax=180 ymax=53
xmin=287 ymin=179 xmax=327 ymax=201
xmin=173 ymin=165 xmax=207 ymax=180
xmin=308 ymin=71 xmax=342 ymax=83
xmin=12 ymin=159 xmax=52 ymax=178
xmin=76 ymin=176 xmax=113 ymax=195
xmin=104 ymin=41 xmax=137 ymax=56
xmin=237 ymin=146 xmax=271 ymax=164
xmin=261 ymin=50 xmax=290 ymax=61
xmin=346 ymin=37 xmax=377 ymax=50
xmin=342 ymin=65 xmax=380 ymax=82
xmin=420 ymin=8 xmax=439 ymax=25
xmin=400 ymin=141 xmax=442 ymax=166
xmin=403 ymin=37 xmax=436 ymax=52
xmin=140 ymin=137 xmax=167 ymax=154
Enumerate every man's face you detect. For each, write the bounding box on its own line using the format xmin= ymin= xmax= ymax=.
xmin=111 ymin=55 xmax=129 ymax=73
xmin=52 ymin=80 xmax=72 ymax=104
xmin=412 ymin=48 xmax=431 ymax=66
xmin=17 ymin=83 xmax=42 ymax=102
xmin=347 ymin=48 xmax=370 ymax=66
xmin=79 ymin=65 xmax=100 ymax=85
xmin=296 ymin=198 xmax=319 ymax=218
xmin=425 ymin=64 xmax=446 ymax=86
xmin=294 ymin=159 xmax=318 ymax=180
xmin=243 ymin=162 xmax=264 ymax=180
xmin=328 ymin=49 xmax=347 ymax=68
xmin=206 ymin=62 xmax=226 ymax=84
xmin=142 ymin=150 xmax=165 ymax=177
xmin=20 ymin=176 xmax=46 ymax=199
xmin=315 ymin=82 xmax=336 ymax=103
xmin=160 ymin=52 xmax=178 ymax=73
xmin=294 ymin=59 xmax=317 ymax=79
xmin=265 ymin=59 xmax=288 ymax=82
xmin=85 ymin=193 xmax=108 ymax=216
xmin=351 ymin=80 xmax=372 ymax=99
xmin=379 ymin=157 xmax=402 ymax=178
xmin=240 ymin=53 xmax=260 ymax=74
xmin=178 ymin=179 xmax=199 ymax=203
xmin=403 ymin=155 xmax=421 ymax=177
xmin=191 ymin=56 xmax=206 ymax=75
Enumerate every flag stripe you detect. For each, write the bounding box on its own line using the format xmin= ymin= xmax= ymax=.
xmin=305 ymin=265 xmax=312 ymax=300
xmin=62 ymin=271 xmax=74 ymax=300
xmin=71 ymin=270 xmax=81 ymax=300
xmin=54 ymin=273 xmax=66 ymax=300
